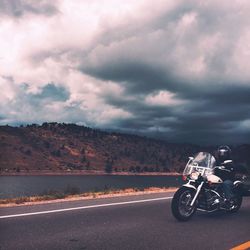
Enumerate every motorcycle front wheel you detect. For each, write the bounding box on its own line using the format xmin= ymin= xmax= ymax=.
xmin=171 ymin=187 xmax=197 ymax=221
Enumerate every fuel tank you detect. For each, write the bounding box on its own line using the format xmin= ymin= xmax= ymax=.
xmin=207 ymin=174 xmax=223 ymax=184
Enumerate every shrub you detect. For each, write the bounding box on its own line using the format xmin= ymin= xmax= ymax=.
xmin=42 ymin=189 xmax=65 ymax=199
xmin=25 ymin=149 xmax=32 ymax=156
xmin=15 ymin=197 xmax=30 ymax=204
xmin=64 ymin=185 xmax=80 ymax=195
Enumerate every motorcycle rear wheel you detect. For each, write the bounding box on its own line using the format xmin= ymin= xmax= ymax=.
xmin=171 ymin=187 xmax=197 ymax=221
xmin=227 ymin=195 xmax=242 ymax=213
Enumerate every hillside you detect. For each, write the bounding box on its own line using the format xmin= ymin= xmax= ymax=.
xmin=0 ymin=123 xmax=249 ymax=174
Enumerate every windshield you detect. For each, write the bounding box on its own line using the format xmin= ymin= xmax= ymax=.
xmin=183 ymin=152 xmax=216 ymax=177
xmin=191 ymin=152 xmax=216 ymax=169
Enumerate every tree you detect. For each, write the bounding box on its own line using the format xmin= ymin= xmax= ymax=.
xmin=51 ymin=149 xmax=61 ymax=157
xmin=25 ymin=149 xmax=32 ymax=156
xmin=81 ymin=148 xmax=85 ymax=154
xmin=135 ymin=166 xmax=141 ymax=172
xmin=86 ymin=161 xmax=91 ymax=170
xmin=129 ymin=166 xmax=135 ymax=172
xmin=44 ymin=141 xmax=50 ymax=148
xmin=80 ymin=156 xmax=86 ymax=163
xmin=105 ymin=158 xmax=113 ymax=173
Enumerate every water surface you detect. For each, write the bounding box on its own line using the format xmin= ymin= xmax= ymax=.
xmin=0 ymin=175 xmax=183 ymax=199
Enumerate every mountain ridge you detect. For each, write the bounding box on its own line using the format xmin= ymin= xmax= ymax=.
xmin=0 ymin=123 xmax=249 ymax=174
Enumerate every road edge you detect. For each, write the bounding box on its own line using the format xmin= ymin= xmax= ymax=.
xmin=0 ymin=187 xmax=178 ymax=208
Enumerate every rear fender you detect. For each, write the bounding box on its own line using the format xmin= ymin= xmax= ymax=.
xmin=233 ymin=180 xmax=242 ymax=186
xmin=233 ymin=181 xmax=250 ymax=197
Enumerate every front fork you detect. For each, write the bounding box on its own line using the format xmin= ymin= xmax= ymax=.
xmin=190 ymin=181 xmax=204 ymax=207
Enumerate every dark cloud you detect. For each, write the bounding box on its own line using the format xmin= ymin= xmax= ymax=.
xmin=83 ymin=62 xmax=183 ymax=96
xmin=94 ymin=62 xmax=250 ymax=144
xmin=91 ymin=65 xmax=250 ymax=144
xmin=75 ymin=1 xmax=250 ymax=145
xmin=110 ymin=90 xmax=250 ymax=145
xmin=0 ymin=0 xmax=59 ymax=18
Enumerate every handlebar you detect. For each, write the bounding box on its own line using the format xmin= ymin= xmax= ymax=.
xmin=214 ymin=165 xmax=231 ymax=172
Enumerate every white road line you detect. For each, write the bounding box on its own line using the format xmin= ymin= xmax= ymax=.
xmin=0 ymin=196 xmax=173 ymax=219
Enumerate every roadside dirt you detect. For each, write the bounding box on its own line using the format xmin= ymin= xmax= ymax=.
xmin=0 ymin=187 xmax=177 ymax=208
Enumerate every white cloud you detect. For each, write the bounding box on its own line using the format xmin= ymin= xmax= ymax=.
xmin=0 ymin=0 xmax=250 ymax=144
xmin=145 ymin=91 xmax=183 ymax=106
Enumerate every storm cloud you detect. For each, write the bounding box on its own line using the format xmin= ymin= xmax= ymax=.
xmin=0 ymin=0 xmax=250 ymax=144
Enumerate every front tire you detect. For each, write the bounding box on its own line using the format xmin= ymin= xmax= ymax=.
xmin=171 ymin=187 xmax=197 ymax=221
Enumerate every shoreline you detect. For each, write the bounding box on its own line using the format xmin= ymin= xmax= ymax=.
xmin=0 ymin=171 xmax=181 ymax=176
xmin=0 ymin=187 xmax=177 ymax=208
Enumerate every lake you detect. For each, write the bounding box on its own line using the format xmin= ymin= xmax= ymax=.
xmin=0 ymin=175 xmax=183 ymax=199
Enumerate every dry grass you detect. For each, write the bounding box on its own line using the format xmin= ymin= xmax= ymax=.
xmin=0 ymin=187 xmax=177 ymax=207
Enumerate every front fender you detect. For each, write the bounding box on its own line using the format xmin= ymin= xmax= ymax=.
xmin=183 ymin=182 xmax=197 ymax=190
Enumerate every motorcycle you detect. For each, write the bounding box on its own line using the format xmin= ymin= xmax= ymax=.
xmin=171 ymin=152 xmax=249 ymax=221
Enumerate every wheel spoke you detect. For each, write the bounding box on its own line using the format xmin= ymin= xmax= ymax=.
xmin=178 ymin=191 xmax=195 ymax=217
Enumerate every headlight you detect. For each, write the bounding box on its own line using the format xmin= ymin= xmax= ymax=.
xmin=190 ymin=172 xmax=199 ymax=180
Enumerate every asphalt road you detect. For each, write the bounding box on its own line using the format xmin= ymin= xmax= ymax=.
xmin=0 ymin=193 xmax=249 ymax=250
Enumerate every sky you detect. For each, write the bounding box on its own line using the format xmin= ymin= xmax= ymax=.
xmin=0 ymin=0 xmax=250 ymax=145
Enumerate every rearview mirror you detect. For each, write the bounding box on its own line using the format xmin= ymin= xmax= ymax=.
xmin=223 ymin=160 xmax=232 ymax=164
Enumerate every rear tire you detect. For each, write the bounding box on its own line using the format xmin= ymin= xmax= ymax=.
xmin=171 ymin=187 xmax=197 ymax=221
xmin=227 ymin=195 xmax=242 ymax=213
